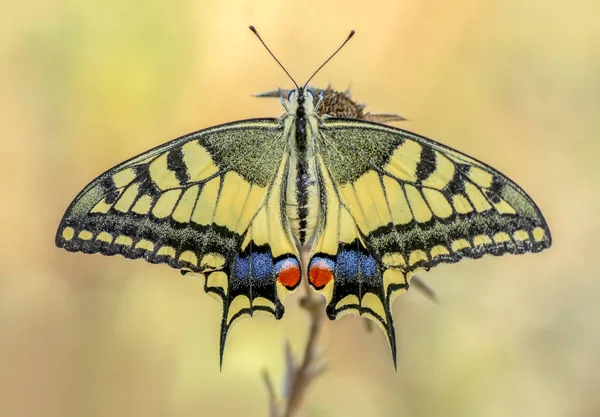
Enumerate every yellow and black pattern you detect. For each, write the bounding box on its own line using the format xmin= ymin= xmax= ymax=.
xmin=55 ymin=119 xmax=302 ymax=365
xmin=308 ymin=118 xmax=551 ymax=365
xmin=56 ymin=82 xmax=552 ymax=368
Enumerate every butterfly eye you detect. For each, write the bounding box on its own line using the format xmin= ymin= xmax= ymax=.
xmin=287 ymin=90 xmax=297 ymax=101
xmin=306 ymin=87 xmax=315 ymax=99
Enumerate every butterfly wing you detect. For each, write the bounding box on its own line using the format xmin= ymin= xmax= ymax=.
xmin=56 ymin=118 xmax=301 ymax=365
xmin=309 ymin=118 xmax=551 ymax=366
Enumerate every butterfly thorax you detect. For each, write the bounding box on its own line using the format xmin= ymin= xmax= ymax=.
xmin=284 ymin=88 xmax=320 ymax=247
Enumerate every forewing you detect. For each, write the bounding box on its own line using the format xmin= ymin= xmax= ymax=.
xmin=56 ymin=118 xmax=301 ymax=365
xmin=309 ymin=118 xmax=551 ymax=365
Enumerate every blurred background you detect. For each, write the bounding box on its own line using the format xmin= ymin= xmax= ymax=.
xmin=1 ymin=0 xmax=599 ymax=416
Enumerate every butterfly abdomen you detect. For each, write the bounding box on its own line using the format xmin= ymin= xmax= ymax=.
xmin=285 ymin=105 xmax=320 ymax=247
xmin=286 ymin=150 xmax=320 ymax=247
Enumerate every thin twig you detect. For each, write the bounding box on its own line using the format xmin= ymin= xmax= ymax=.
xmin=263 ymin=248 xmax=328 ymax=417
xmin=261 ymin=370 xmax=280 ymax=417
xmin=410 ymin=276 xmax=440 ymax=304
xmin=282 ymin=277 xmax=326 ymax=417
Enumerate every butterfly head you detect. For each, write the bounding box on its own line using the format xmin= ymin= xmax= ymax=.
xmin=287 ymin=87 xmax=316 ymax=115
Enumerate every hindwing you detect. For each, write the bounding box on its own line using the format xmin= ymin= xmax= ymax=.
xmin=309 ymin=118 xmax=551 ymax=365
xmin=55 ymin=118 xmax=301 ymax=365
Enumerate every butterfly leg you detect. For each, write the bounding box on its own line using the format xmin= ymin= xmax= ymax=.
xmin=313 ymin=91 xmax=325 ymax=113
xmin=279 ymin=88 xmax=290 ymax=112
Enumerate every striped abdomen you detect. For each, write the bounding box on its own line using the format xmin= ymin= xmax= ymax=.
xmin=286 ymin=153 xmax=320 ymax=247
xmin=286 ymin=113 xmax=320 ymax=247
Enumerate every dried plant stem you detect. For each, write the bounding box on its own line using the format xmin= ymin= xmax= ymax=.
xmin=262 ymin=370 xmax=280 ymax=417
xmin=263 ymin=250 xmax=328 ymax=417
xmin=282 ymin=279 xmax=326 ymax=417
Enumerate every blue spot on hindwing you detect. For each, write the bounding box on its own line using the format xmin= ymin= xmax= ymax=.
xmin=336 ymin=250 xmax=377 ymax=279
xmin=232 ymin=252 xmax=275 ymax=282
xmin=337 ymin=250 xmax=359 ymax=278
xmin=232 ymin=255 xmax=250 ymax=280
xmin=359 ymin=252 xmax=377 ymax=278
xmin=250 ymin=252 xmax=274 ymax=281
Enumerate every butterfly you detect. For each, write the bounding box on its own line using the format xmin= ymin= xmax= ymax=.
xmin=55 ymin=27 xmax=552 ymax=368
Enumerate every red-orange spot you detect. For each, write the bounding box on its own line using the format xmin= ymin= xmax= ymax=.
xmin=309 ymin=265 xmax=333 ymax=288
xmin=277 ymin=264 xmax=301 ymax=288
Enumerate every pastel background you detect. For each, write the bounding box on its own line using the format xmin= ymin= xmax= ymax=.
xmin=1 ymin=0 xmax=599 ymax=416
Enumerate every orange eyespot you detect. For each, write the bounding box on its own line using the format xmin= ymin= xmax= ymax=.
xmin=309 ymin=257 xmax=335 ymax=288
xmin=309 ymin=266 xmax=333 ymax=288
xmin=276 ymin=259 xmax=301 ymax=289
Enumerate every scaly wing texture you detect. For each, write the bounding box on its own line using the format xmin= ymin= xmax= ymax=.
xmin=55 ymin=119 xmax=301 ymax=365
xmin=309 ymin=118 xmax=551 ymax=366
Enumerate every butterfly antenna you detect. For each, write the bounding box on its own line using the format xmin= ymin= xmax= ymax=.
xmin=249 ymin=25 xmax=299 ymax=90
xmin=304 ymin=30 xmax=355 ymax=89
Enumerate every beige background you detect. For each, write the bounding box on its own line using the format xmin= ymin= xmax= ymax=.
xmin=1 ymin=0 xmax=599 ymax=416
